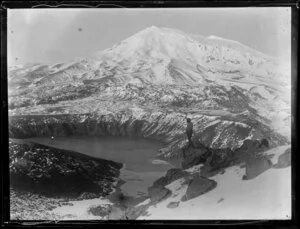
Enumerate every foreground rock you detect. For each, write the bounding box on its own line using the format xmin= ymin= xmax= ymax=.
xmin=181 ymin=176 xmax=217 ymax=201
xmin=9 ymin=139 xmax=122 ymax=197
xmin=148 ymin=186 xmax=171 ymax=204
xmin=148 ymin=168 xmax=188 ymax=204
xmin=167 ymin=201 xmax=180 ymax=209
xmin=274 ymin=148 xmax=291 ymax=169
xmin=179 ymin=140 xmax=210 ymax=169
xmin=171 ymin=138 xmax=270 ymax=172
xmin=243 ymin=157 xmax=273 ymax=180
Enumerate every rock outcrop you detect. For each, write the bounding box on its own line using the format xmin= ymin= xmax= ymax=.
xmin=234 ymin=139 xmax=270 ymax=160
xmin=274 ymin=148 xmax=291 ymax=168
xmin=180 ymin=141 xmax=210 ymax=169
xmin=150 ymin=168 xmax=189 ymax=189
xmin=148 ymin=168 xmax=188 ymax=204
xmin=9 ymin=139 xmax=122 ymax=197
xmin=243 ymin=157 xmax=273 ymax=180
xmin=181 ymin=175 xmax=217 ymax=201
xmin=167 ymin=201 xmax=180 ymax=209
xmin=148 ymin=186 xmax=171 ymax=204
xmin=169 ymin=138 xmax=270 ymax=172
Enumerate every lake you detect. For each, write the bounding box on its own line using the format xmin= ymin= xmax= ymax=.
xmin=26 ymin=136 xmax=173 ymax=197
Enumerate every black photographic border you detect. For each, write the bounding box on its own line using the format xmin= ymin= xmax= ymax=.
xmin=0 ymin=1 xmax=298 ymax=228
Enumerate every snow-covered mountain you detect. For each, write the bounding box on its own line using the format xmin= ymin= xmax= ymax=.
xmin=8 ymin=26 xmax=291 ymax=146
xmin=9 ymin=26 xmax=289 ymax=85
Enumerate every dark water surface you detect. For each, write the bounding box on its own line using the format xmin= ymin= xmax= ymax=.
xmin=26 ymin=136 xmax=171 ymax=172
xmin=26 ymin=136 xmax=173 ymax=197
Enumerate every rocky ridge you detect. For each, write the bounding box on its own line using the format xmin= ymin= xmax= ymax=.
xmin=9 ymin=111 xmax=288 ymax=164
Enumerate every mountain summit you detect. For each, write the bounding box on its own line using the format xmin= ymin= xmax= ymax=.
xmin=9 ymin=26 xmax=288 ymax=87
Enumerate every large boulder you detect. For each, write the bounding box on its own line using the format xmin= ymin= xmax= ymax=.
xmin=180 ymin=145 xmax=210 ymax=169
xmin=233 ymin=139 xmax=271 ymax=165
xmin=167 ymin=201 xmax=180 ymax=209
xmin=165 ymin=168 xmax=189 ymax=183
xmin=151 ymin=168 xmax=188 ymax=189
xmin=148 ymin=186 xmax=171 ymax=204
xmin=243 ymin=157 xmax=273 ymax=180
xmin=181 ymin=176 xmax=217 ymax=201
xmin=148 ymin=168 xmax=186 ymax=204
xmin=239 ymin=139 xmax=261 ymax=151
xmin=236 ymin=139 xmax=269 ymax=156
xmin=259 ymin=138 xmax=269 ymax=149
xmin=274 ymin=148 xmax=291 ymax=168
xmin=202 ymin=148 xmax=234 ymax=173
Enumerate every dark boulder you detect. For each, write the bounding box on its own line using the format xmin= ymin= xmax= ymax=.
xmin=165 ymin=168 xmax=189 ymax=184
xmin=234 ymin=139 xmax=270 ymax=164
xmin=167 ymin=201 xmax=180 ymax=209
xmin=151 ymin=176 xmax=167 ymax=188
xmin=274 ymin=148 xmax=291 ymax=168
xmin=243 ymin=157 xmax=273 ymax=180
xmin=152 ymin=168 xmax=188 ymax=189
xmin=181 ymin=176 xmax=217 ymax=201
xmin=180 ymin=145 xmax=210 ymax=169
xmin=204 ymin=148 xmax=234 ymax=173
xmin=238 ymin=139 xmax=261 ymax=153
xmin=260 ymin=138 xmax=269 ymax=148
xmin=148 ymin=186 xmax=171 ymax=204
xmin=148 ymin=168 xmax=186 ymax=204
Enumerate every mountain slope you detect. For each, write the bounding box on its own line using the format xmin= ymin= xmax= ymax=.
xmin=8 ymin=26 xmax=291 ymax=147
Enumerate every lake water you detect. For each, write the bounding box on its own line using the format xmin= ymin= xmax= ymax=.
xmin=26 ymin=136 xmax=173 ymax=197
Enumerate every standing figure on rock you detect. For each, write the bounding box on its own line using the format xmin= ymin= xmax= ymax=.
xmin=50 ymin=136 xmax=55 ymax=144
xmin=185 ymin=113 xmax=193 ymax=147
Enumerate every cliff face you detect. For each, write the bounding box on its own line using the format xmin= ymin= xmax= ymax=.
xmin=9 ymin=111 xmax=287 ymax=164
xmin=9 ymin=139 xmax=122 ymax=198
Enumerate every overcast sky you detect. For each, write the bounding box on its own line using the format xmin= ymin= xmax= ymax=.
xmin=8 ymin=8 xmax=291 ymax=66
